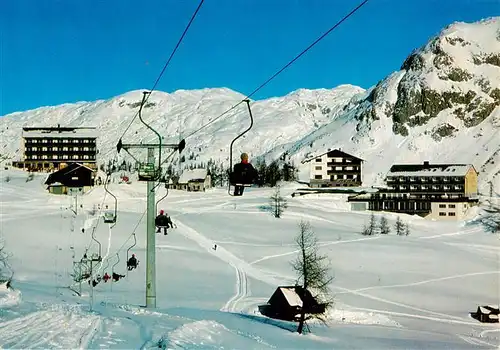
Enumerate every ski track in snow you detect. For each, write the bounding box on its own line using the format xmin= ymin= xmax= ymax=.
xmin=174 ymin=219 xmax=283 ymax=313
xmin=419 ymin=226 xmax=484 ymax=239
xmin=174 ymin=199 xmax=492 ymax=330
xmin=249 ymin=235 xmax=381 ymax=265
xmin=222 ymin=263 xmax=249 ymax=313
xmin=457 ymin=335 xmax=497 ymax=348
xmin=332 ymin=284 xmax=474 ymax=322
xmin=335 ymin=270 xmax=500 ymax=295
xmin=0 ymin=309 xmax=101 ymax=348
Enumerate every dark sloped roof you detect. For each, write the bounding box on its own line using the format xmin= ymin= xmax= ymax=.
xmin=302 ymin=149 xmax=363 ymax=163
xmin=45 ymin=163 xmax=94 ymax=185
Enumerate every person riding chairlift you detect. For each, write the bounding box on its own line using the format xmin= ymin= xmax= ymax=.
xmin=231 ymin=153 xmax=258 ymax=196
xmin=127 ymin=253 xmax=138 ymax=271
xmin=103 ymin=272 xmax=111 ymax=282
xmin=155 ymin=210 xmax=173 ymax=235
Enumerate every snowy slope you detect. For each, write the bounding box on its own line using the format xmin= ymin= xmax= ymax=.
xmin=0 ymin=168 xmax=499 ymax=348
xmin=264 ymin=17 xmax=500 ymax=192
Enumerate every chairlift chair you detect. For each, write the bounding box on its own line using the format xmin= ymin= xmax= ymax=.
xmin=228 ymin=99 xmax=255 ymax=196
xmin=90 ymin=226 xmax=102 ymax=261
xmin=111 ymin=253 xmax=124 ymax=285
xmin=137 ymin=162 xmax=161 ymax=182
xmin=103 ymin=173 xmax=118 ymax=227
xmin=103 ymin=211 xmax=116 ymax=224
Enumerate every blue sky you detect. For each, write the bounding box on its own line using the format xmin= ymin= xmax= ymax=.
xmin=0 ymin=0 xmax=497 ymax=115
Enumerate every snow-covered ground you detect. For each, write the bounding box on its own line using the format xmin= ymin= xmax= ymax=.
xmin=0 ymin=168 xmax=499 ymax=349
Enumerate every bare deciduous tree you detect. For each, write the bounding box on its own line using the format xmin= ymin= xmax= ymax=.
xmin=0 ymin=238 xmax=12 ymax=285
xmin=291 ymin=220 xmax=334 ymax=334
xmin=379 ymin=215 xmax=390 ymax=234
xmin=269 ymin=185 xmax=288 ymax=218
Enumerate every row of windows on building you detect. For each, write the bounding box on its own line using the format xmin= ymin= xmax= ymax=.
xmin=26 ymin=154 xmax=95 ymax=160
xmin=315 ymin=157 xmax=355 ymax=163
xmin=315 ymin=174 xmax=358 ymax=180
xmin=314 ymin=165 xmax=360 ymax=171
xmin=368 ymin=201 xmax=432 ymax=211
xmin=25 ymin=146 xmax=95 ymax=152
xmin=25 ymin=138 xmax=95 ymax=144
xmin=387 ymin=176 xmax=464 ymax=182
xmin=388 ymin=185 xmax=465 ymax=191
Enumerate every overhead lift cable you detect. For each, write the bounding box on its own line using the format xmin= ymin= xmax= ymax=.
xmin=184 ymin=0 xmax=370 ymax=140
xmin=119 ymin=0 xmax=206 ymax=142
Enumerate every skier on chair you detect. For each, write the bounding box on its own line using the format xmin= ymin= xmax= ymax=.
xmin=155 ymin=210 xmax=169 ymax=235
xmin=127 ymin=254 xmax=138 ymax=270
xmin=231 ymin=153 xmax=258 ymax=196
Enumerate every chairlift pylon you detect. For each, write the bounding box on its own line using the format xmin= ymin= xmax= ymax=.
xmin=228 ymin=99 xmax=255 ymax=196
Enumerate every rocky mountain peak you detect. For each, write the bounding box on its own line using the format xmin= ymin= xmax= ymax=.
xmin=353 ymin=16 xmax=500 ymax=139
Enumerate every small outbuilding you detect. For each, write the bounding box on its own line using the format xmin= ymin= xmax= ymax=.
xmin=258 ymin=286 xmax=327 ymax=322
xmin=168 ymin=168 xmax=211 ymax=192
xmin=471 ymin=305 xmax=499 ymax=323
xmin=45 ymin=163 xmax=95 ymax=195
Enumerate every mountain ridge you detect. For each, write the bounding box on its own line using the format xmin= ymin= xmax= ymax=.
xmin=1 ymin=17 xmax=498 ymax=193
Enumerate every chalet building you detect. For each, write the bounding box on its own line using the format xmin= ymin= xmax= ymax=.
xmin=168 ymin=168 xmax=211 ymax=192
xmin=258 ymin=286 xmax=327 ymax=322
xmin=44 ymin=163 xmax=96 ymax=195
xmin=302 ymin=149 xmax=363 ymax=188
xmin=12 ymin=125 xmax=97 ymax=172
xmin=348 ymin=161 xmax=479 ymax=220
xmin=471 ymin=305 xmax=499 ymax=323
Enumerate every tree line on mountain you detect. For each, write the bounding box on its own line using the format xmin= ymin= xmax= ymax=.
xmin=99 ymin=152 xmax=299 ymax=188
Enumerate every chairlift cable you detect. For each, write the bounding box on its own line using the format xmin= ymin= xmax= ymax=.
xmin=84 ymin=172 xmax=112 ymax=253
xmin=102 ymin=167 xmax=169 ymax=264
xmin=119 ymin=0 xmax=206 ymax=141
xmin=184 ymin=0 xmax=370 ymax=141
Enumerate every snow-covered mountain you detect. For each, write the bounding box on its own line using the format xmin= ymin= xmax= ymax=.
xmin=1 ymin=17 xmax=499 ymax=192
xmin=0 ymin=85 xmax=364 ymax=168
xmin=264 ymin=17 xmax=500 ymax=192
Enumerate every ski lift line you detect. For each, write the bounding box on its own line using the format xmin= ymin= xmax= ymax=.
xmin=183 ymin=0 xmax=370 ymax=140
xmin=102 ymin=166 xmax=166 ymax=264
xmin=152 ymin=149 xmax=178 ymax=192
xmin=138 ymin=91 xmax=163 ymax=174
xmin=84 ymin=172 xmax=111 ymax=252
xmin=104 ymin=208 xmax=147 ymax=264
xmin=119 ymin=0 xmax=206 ymax=141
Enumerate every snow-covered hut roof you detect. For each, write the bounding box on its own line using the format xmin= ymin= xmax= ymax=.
xmin=387 ymin=162 xmax=476 ymax=177
xmin=279 ymin=287 xmax=303 ymax=307
xmin=178 ymin=169 xmax=208 ymax=184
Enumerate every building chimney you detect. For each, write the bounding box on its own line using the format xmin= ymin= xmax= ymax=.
xmin=423 ymin=161 xmax=429 ymax=167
